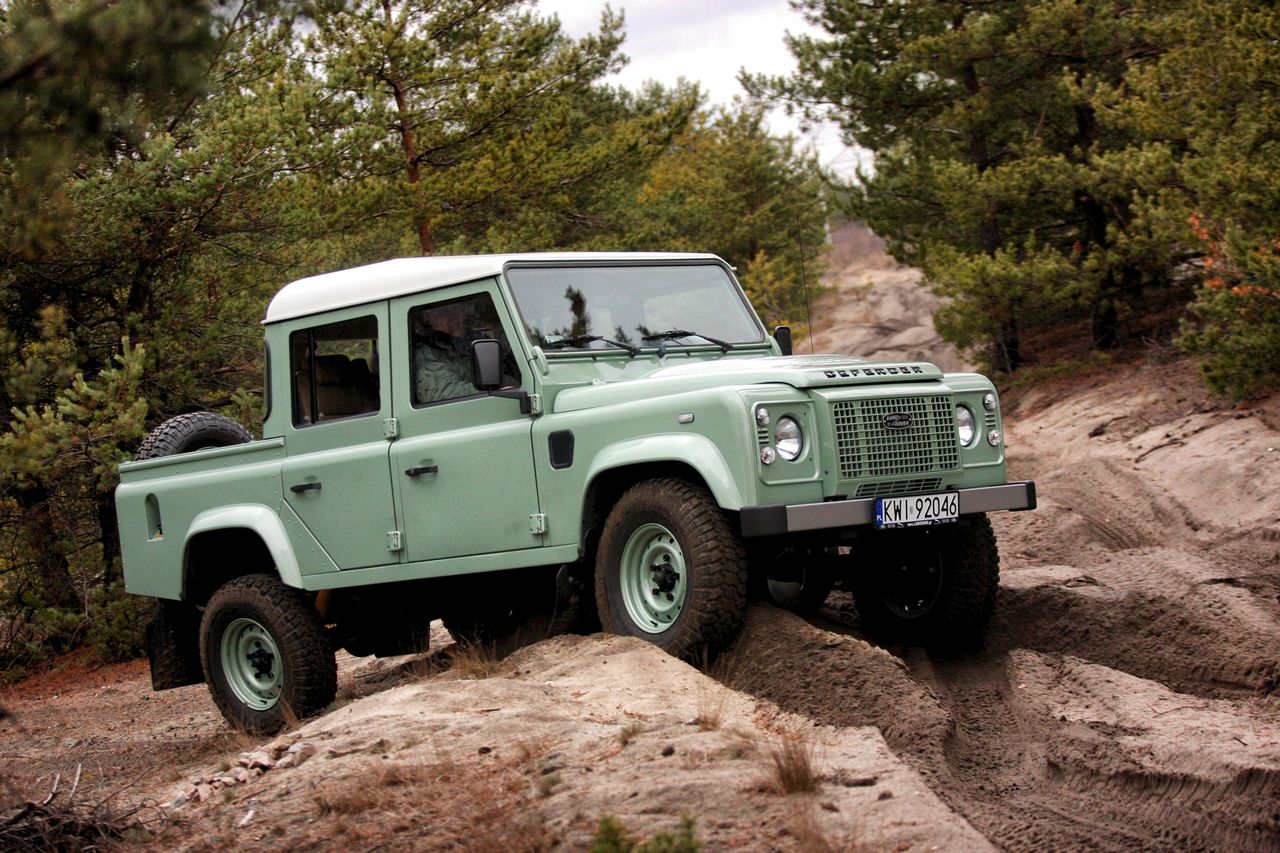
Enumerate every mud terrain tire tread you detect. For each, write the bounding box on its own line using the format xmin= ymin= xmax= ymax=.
xmin=200 ymin=574 xmax=336 ymax=734
xmin=135 ymin=412 xmax=252 ymax=460
xmin=934 ymin=514 xmax=1000 ymax=644
xmin=595 ymin=478 xmax=747 ymax=661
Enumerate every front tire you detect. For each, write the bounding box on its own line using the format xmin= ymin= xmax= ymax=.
xmin=200 ymin=575 xmax=336 ymax=734
xmin=853 ymin=514 xmax=999 ymax=647
xmin=595 ymin=478 xmax=746 ymax=661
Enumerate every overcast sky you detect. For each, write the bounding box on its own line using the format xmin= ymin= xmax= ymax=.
xmin=536 ymin=0 xmax=866 ymax=178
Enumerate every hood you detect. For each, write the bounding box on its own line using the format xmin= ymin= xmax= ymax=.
xmin=552 ymin=355 xmax=944 ymax=413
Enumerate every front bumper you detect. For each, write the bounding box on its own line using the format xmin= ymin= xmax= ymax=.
xmin=739 ymin=481 xmax=1037 ymax=538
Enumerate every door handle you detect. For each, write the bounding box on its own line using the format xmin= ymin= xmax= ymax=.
xmin=404 ymin=465 xmax=439 ymax=477
xmin=290 ymin=481 xmax=322 ymax=493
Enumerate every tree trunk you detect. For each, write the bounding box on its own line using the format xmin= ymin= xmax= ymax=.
xmin=98 ymin=491 xmax=122 ymax=588
xmin=15 ymin=486 xmax=79 ymax=610
xmin=961 ymin=59 xmax=1022 ymax=371
xmin=382 ymin=0 xmax=434 ymax=256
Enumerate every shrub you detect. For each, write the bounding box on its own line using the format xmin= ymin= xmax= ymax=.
xmin=86 ymin=583 xmax=151 ymax=663
xmin=591 ymin=815 xmax=701 ymax=853
xmin=1179 ymin=216 xmax=1280 ymax=399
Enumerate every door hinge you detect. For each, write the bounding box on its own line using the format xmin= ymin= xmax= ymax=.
xmin=383 ymin=417 xmax=399 ymax=440
xmin=386 ymin=531 xmax=403 ymax=552
xmin=529 ymin=394 xmax=543 ymax=416
xmin=529 ymin=513 xmax=547 ymax=535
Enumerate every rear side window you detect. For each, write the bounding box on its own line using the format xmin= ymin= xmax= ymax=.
xmin=290 ymin=316 xmax=380 ymax=426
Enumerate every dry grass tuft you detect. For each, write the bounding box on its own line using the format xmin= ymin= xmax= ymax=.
xmin=764 ymin=733 xmax=819 ymax=795
xmin=535 ymin=771 xmax=562 ymax=798
xmin=788 ymin=802 xmax=869 ymax=853
xmin=277 ymin=700 xmax=302 ymax=732
xmin=444 ymin=642 xmax=503 ymax=679
xmin=692 ymin=683 xmax=725 ymax=731
xmin=513 ymin=737 xmax=556 ymax=769
xmin=618 ymin=721 xmax=645 ymax=747
xmin=305 ymin=755 xmax=552 ymax=851
xmin=314 ymin=763 xmax=438 ymax=815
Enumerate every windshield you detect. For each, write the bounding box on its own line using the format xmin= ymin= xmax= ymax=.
xmin=505 ymin=264 xmax=765 ymax=352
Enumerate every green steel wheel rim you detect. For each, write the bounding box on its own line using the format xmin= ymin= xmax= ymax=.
xmin=619 ymin=522 xmax=688 ymax=634
xmin=221 ymin=617 xmax=282 ymax=711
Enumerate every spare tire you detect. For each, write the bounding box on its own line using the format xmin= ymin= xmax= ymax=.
xmin=135 ymin=412 xmax=253 ymax=460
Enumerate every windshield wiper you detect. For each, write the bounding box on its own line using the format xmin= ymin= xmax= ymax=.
xmin=641 ymin=329 xmax=733 ymax=353
xmin=543 ymin=334 xmax=639 ymax=356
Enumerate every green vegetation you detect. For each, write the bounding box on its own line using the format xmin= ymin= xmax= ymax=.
xmin=752 ymin=0 xmax=1279 ymax=392
xmin=0 ymin=1 xmax=826 ymax=673
xmin=591 ymin=815 xmax=701 ymax=853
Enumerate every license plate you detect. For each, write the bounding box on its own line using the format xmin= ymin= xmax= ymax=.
xmin=875 ymin=492 xmax=959 ymax=529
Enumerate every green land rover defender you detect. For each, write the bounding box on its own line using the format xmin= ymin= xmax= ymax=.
xmin=116 ymin=253 xmax=1035 ymax=732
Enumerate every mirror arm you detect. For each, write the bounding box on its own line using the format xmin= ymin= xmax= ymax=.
xmin=491 ymin=388 xmax=531 ymax=414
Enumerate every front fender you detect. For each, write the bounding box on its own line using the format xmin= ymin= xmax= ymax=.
xmin=185 ymin=505 xmax=304 ymax=589
xmin=584 ymin=433 xmax=747 ymax=510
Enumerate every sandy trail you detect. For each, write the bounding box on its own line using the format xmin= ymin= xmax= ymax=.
xmin=781 ymin=243 xmax=1280 ymax=849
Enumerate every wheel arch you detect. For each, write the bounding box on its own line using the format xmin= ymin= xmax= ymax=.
xmin=183 ymin=505 xmax=303 ymax=604
xmin=579 ymin=437 xmax=744 ymax=569
xmin=582 ymin=434 xmax=744 ymax=515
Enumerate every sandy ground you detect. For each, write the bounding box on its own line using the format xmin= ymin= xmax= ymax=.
xmin=2 ymin=237 xmax=1279 ymax=851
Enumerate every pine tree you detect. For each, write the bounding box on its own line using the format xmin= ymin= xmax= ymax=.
xmin=751 ymin=0 xmax=1187 ymax=371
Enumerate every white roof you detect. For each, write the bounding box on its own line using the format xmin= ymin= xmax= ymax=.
xmin=263 ymin=252 xmax=721 ymax=324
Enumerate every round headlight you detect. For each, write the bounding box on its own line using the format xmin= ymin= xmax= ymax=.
xmin=774 ymin=416 xmax=803 ymax=461
xmin=956 ymin=405 xmax=976 ymax=447
xmin=755 ymin=407 xmax=771 ymax=427
xmin=983 ymin=392 xmax=998 ymax=411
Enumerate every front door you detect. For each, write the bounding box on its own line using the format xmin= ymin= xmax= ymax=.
xmin=389 ymin=280 xmax=541 ymax=563
xmin=281 ymin=306 xmax=399 ymax=571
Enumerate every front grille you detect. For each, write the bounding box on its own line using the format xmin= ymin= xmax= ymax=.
xmin=832 ymin=396 xmax=960 ymax=480
xmin=855 ymin=478 xmax=942 ymax=498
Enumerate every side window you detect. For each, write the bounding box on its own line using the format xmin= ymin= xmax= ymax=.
xmin=290 ymin=316 xmax=380 ymax=426
xmin=410 ymin=292 xmax=522 ymax=407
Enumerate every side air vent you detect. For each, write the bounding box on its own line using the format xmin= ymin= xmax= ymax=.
xmin=549 ymin=430 xmax=575 ymax=470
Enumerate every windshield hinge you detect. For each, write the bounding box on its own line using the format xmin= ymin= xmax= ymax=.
xmin=529 ymin=394 xmax=543 ymax=416
xmin=386 ymin=530 xmax=403 ymax=552
xmin=383 ymin=417 xmax=399 ymax=440
xmin=529 ymin=513 xmax=547 ymax=535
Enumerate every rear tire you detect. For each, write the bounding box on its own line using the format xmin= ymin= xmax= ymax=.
xmin=200 ymin=575 xmax=336 ymax=734
xmin=853 ymin=514 xmax=999 ymax=647
xmin=595 ymin=478 xmax=746 ymax=661
xmin=135 ymin=412 xmax=252 ymax=460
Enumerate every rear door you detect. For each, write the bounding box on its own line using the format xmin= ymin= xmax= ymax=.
xmin=280 ymin=306 xmax=399 ymax=570
xmin=388 ymin=279 xmax=541 ymax=562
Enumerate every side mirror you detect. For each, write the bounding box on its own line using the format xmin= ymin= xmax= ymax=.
xmin=470 ymin=338 xmax=503 ymax=391
xmin=773 ymin=325 xmax=793 ymax=356
xmin=471 ymin=339 xmax=533 ymax=413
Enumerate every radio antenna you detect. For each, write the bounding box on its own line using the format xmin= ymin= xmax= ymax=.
xmin=796 ymin=222 xmax=816 ymax=354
